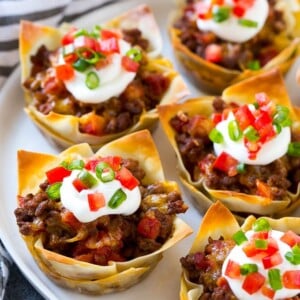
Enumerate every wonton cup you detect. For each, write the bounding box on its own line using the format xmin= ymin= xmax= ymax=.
xmin=169 ymin=0 xmax=300 ymax=94
xmin=180 ymin=201 xmax=300 ymax=300
xmin=19 ymin=5 xmax=189 ymax=150
xmin=158 ymin=69 xmax=300 ymax=218
xmin=16 ymin=130 xmax=193 ymax=294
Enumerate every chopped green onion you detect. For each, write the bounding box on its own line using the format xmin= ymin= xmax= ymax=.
xmin=285 ymin=251 xmax=300 ymax=265
xmin=61 ymin=159 xmax=85 ymax=170
xmin=244 ymin=125 xmax=259 ymax=142
xmin=74 ymin=28 xmax=89 ymax=38
xmin=77 ymin=170 xmax=98 ymax=188
xmin=287 ymin=142 xmax=300 ymax=157
xmin=253 ymin=218 xmax=271 ymax=232
xmin=73 ymin=58 xmax=91 ymax=72
xmin=238 ymin=19 xmax=258 ymax=28
xmin=255 ymin=239 xmax=268 ymax=249
xmin=96 ymin=162 xmax=115 ymax=182
xmin=268 ymin=269 xmax=282 ymax=291
xmin=209 ymin=128 xmax=224 ymax=143
xmin=232 ymin=230 xmax=248 ymax=245
xmin=85 ymin=71 xmax=100 ymax=89
xmin=108 ymin=188 xmax=127 ymax=208
xmin=228 ymin=120 xmax=242 ymax=141
xmin=240 ymin=263 xmax=258 ymax=275
xmin=90 ymin=25 xmax=102 ymax=38
xmin=76 ymin=47 xmax=103 ymax=65
xmin=247 ymin=60 xmax=261 ymax=71
xmin=273 ymin=123 xmax=282 ymax=134
xmin=273 ymin=106 xmax=292 ymax=128
xmin=213 ymin=6 xmax=231 ymax=23
xmin=46 ymin=182 xmax=62 ymax=200
xmin=236 ymin=163 xmax=246 ymax=174
xmin=293 ymin=244 xmax=300 ymax=254
xmin=126 ymin=48 xmax=142 ymax=62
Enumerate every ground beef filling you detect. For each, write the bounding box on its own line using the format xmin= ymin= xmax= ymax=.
xmin=14 ymin=158 xmax=187 ymax=266
xmin=173 ymin=0 xmax=288 ymax=71
xmin=180 ymin=238 xmax=300 ymax=300
xmin=23 ymin=29 xmax=170 ymax=136
xmin=169 ymin=97 xmax=300 ymax=199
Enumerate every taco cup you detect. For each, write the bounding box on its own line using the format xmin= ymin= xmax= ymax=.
xmin=169 ymin=0 xmax=300 ymax=93
xmin=20 ymin=5 xmax=189 ymax=149
xmin=158 ymin=69 xmax=300 ymax=218
xmin=180 ymin=201 xmax=300 ymax=299
xmin=14 ymin=130 xmax=192 ymax=294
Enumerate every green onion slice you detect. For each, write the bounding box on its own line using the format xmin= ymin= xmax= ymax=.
xmin=253 ymin=218 xmax=271 ymax=232
xmin=213 ymin=6 xmax=231 ymax=23
xmin=77 ymin=170 xmax=98 ymax=188
xmin=247 ymin=60 xmax=261 ymax=70
xmin=85 ymin=71 xmax=100 ymax=89
xmin=73 ymin=58 xmax=91 ymax=72
xmin=238 ymin=19 xmax=258 ymax=28
xmin=244 ymin=125 xmax=259 ymax=142
xmin=236 ymin=163 xmax=246 ymax=174
xmin=255 ymin=239 xmax=268 ymax=249
xmin=126 ymin=48 xmax=142 ymax=62
xmin=285 ymin=251 xmax=300 ymax=265
xmin=287 ymin=142 xmax=300 ymax=157
xmin=232 ymin=230 xmax=248 ymax=245
xmin=61 ymin=159 xmax=85 ymax=170
xmin=228 ymin=120 xmax=242 ymax=141
xmin=46 ymin=182 xmax=62 ymax=200
xmin=96 ymin=162 xmax=115 ymax=182
xmin=76 ymin=47 xmax=103 ymax=65
xmin=268 ymin=269 xmax=282 ymax=291
xmin=209 ymin=128 xmax=224 ymax=143
xmin=74 ymin=28 xmax=89 ymax=38
xmin=108 ymin=188 xmax=127 ymax=208
xmin=240 ymin=263 xmax=258 ymax=275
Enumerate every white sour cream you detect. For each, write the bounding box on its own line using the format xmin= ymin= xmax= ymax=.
xmin=60 ymin=170 xmax=141 ymax=223
xmin=58 ymin=38 xmax=136 ymax=104
xmin=222 ymin=230 xmax=300 ymax=299
xmin=196 ymin=0 xmax=269 ymax=43
xmin=213 ymin=109 xmax=291 ymax=165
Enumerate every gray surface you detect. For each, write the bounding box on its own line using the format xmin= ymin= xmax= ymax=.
xmin=4 ymin=263 xmax=44 ymax=300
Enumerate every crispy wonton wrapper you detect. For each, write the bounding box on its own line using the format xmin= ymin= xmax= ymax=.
xmin=180 ymin=201 xmax=300 ymax=299
xmin=158 ymin=69 xmax=300 ymax=218
xmin=19 ymin=5 xmax=189 ymax=150
xmin=169 ymin=0 xmax=300 ymax=94
xmin=16 ymin=130 xmax=193 ymax=294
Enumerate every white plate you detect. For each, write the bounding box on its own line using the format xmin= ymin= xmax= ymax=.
xmin=1 ymin=0 xmax=300 ymax=299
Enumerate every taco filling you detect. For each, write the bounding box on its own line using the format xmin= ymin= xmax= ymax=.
xmin=15 ymin=155 xmax=187 ymax=265
xmin=181 ymin=218 xmax=300 ymax=299
xmin=173 ymin=0 xmax=294 ymax=71
xmin=169 ymin=94 xmax=300 ymax=199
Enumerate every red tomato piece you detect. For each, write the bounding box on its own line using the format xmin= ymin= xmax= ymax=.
xmin=254 ymin=110 xmax=273 ymax=131
xmin=74 ymin=36 xmax=100 ymax=52
xmin=101 ymin=29 xmax=120 ymax=40
xmin=212 ymin=112 xmax=222 ymax=125
xmin=224 ymin=260 xmax=241 ymax=279
xmin=63 ymin=52 xmax=78 ymax=64
xmin=262 ymin=252 xmax=283 ymax=269
xmin=46 ymin=166 xmax=71 ymax=184
xmin=252 ymin=231 xmax=270 ymax=240
xmin=243 ymin=241 xmax=259 ymax=257
xmin=99 ymin=156 xmax=121 ymax=171
xmin=213 ymin=151 xmax=239 ymax=176
xmin=137 ymin=217 xmax=161 ymax=239
xmin=121 ymin=56 xmax=140 ymax=72
xmin=55 ymin=64 xmax=74 ymax=81
xmin=61 ymin=27 xmax=77 ymax=45
xmin=85 ymin=158 xmax=101 ymax=171
xmin=204 ymin=44 xmax=223 ymax=63
xmin=116 ymin=167 xmax=139 ymax=190
xmin=88 ymin=192 xmax=105 ymax=211
xmin=234 ymin=104 xmax=255 ymax=131
xmin=258 ymin=122 xmax=276 ymax=144
xmin=261 ymin=285 xmax=275 ymax=299
xmin=72 ymin=178 xmax=88 ymax=192
xmin=283 ymin=270 xmax=300 ymax=289
xmin=233 ymin=5 xmax=245 ymax=17
xmin=98 ymin=37 xmax=119 ymax=54
xmin=242 ymin=272 xmax=265 ymax=295
xmin=280 ymin=230 xmax=300 ymax=247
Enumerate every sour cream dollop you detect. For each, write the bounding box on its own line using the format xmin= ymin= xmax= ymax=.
xmin=60 ymin=169 xmax=141 ymax=223
xmin=196 ymin=0 xmax=269 ymax=43
xmin=57 ymin=35 xmax=137 ymax=104
xmin=222 ymin=228 xmax=300 ymax=299
xmin=214 ymin=107 xmax=291 ymax=165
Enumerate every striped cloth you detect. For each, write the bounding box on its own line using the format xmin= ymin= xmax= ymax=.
xmin=0 ymin=0 xmax=122 ymax=88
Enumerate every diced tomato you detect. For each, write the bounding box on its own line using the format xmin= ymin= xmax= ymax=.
xmin=254 ymin=110 xmax=273 ymax=131
xmin=101 ymin=29 xmax=120 ymax=40
xmin=233 ymin=5 xmax=245 ymax=17
xmin=85 ymin=158 xmax=101 ymax=171
xmin=79 ymin=114 xmax=106 ymax=136
xmin=243 ymin=237 xmax=278 ymax=258
xmin=61 ymin=27 xmax=77 ymax=45
xmin=261 ymin=285 xmax=275 ymax=299
xmin=224 ymin=260 xmax=241 ymax=279
xmin=256 ymin=179 xmax=272 ymax=199
xmin=116 ymin=167 xmax=139 ymax=190
xmin=137 ymin=217 xmax=161 ymax=239
xmin=72 ymin=178 xmax=88 ymax=192
xmin=61 ymin=210 xmax=81 ymax=229
xmin=213 ymin=151 xmax=239 ymax=176
xmin=212 ymin=112 xmax=222 ymax=125
xmin=204 ymin=44 xmax=223 ymax=63
xmin=86 ymin=156 xmax=121 ymax=171
xmin=55 ymin=64 xmax=74 ymax=81
xmin=63 ymin=52 xmax=78 ymax=64
xmin=74 ymin=36 xmax=100 ymax=52
xmin=88 ymin=192 xmax=105 ymax=211
xmin=234 ymin=104 xmax=255 ymax=131
xmin=243 ymin=241 xmax=259 ymax=257
xmin=262 ymin=252 xmax=283 ymax=269
xmin=252 ymin=231 xmax=270 ymax=240
xmin=242 ymin=272 xmax=265 ymax=295
xmin=212 ymin=0 xmax=224 ymax=4
xmin=280 ymin=230 xmax=300 ymax=247
xmin=121 ymin=56 xmax=140 ymax=72
xmin=98 ymin=37 xmax=119 ymax=54
xmin=282 ymin=270 xmax=300 ymax=289
xmin=258 ymin=122 xmax=276 ymax=144
xmin=46 ymin=166 xmax=71 ymax=184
